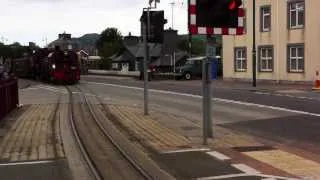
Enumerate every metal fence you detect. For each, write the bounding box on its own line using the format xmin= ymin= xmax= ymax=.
xmin=0 ymin=78 xmax=19 ymax=121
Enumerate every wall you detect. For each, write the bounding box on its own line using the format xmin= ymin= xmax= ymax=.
xmin=223 ymin=0 xmax=320 ymax=82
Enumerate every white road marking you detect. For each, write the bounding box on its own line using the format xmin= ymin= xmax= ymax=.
xmin=84 ymin=81 xmax=320 ymax=117
xmin=36 ymin=85 xmax=67 ymax=94
xmin=274 ymin=94 xmax=285 ymax=97
xmin=297 ymin=96 xmax=308 ymax=99
xmin=259 ymin=174 xmax=299 ymax=180
xmin=21 ymin=87 xmax=39 ymax=91
xmin=198 ymin=173 xmax=296 ymax=180
xmin=38 ymin=87 xmax=64 ymax=93
xmin=232 ymin=164 xmax=261 ymax=175
xmin=85 ymin=93 xmax=97 ymax=97
xmin=197 ymin=173 xmax=248 ymax=180
xmin=206 ymin=151 xmax=231 ymax=161
xmin=284 ymin=95 xmax=296 ymax=98
xmin=255 ymin=91 xmax=317 ymax=101
xmin=161 ymin=148 xmax=210 ymax=154
xmin=213 ymin=98 xmax=320 ymax=117
xmin=254 ymin=92 xmax=271 ymax=95
xmin=0 ymin=160 xmax=55 ymax=166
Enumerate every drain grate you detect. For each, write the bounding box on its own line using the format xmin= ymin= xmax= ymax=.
xmin=232 ymin=146 xmax=275 ymax=152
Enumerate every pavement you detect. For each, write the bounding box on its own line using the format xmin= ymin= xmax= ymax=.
xmin=104 ymin=104 xmax=296 ymax=180
xmin=79 ymin=75 xmax=320 ymax=179
xmin=2 ymin=77 xmax=320 ymax=179
xmin=0 ymin=104 xmax=64 ymax=162
xmin=0 ymin=82 xmax=73 ymax=180
xmin=106 ymin=105 xmax=191 ymax=152
xmin=0 ymin=159 xmax=71 ymax=180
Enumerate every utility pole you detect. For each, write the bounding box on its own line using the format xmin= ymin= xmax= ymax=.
xmin=187 ymin=0 xmax=192 ymax=57
xmin=143 ymin=8 xmax=150 ymax=116
xmin=170 ymin=1 xmax=175 ymax=29
xmin=252 ymin=0 xmax=257 ymax=87
xmin=170 ymin=1 xmax=177 ymax=78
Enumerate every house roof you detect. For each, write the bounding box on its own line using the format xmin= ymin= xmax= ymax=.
xmin=150 ymin=51 xmax=189 ymax=66
xmin=112 ymin=45 xmax=139 ymax=62
xmin=126 ymin=45 xmax=140 ymax=57
xmin=113 ymin=52 xmax=131 ymax=62
xmin=135 ymin=43 xmax=162 ymax=58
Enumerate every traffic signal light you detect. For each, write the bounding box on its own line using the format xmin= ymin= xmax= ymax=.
xmin=140 ymin=11 xmax=167 ymax=43
xmin=196 ymin=0 xmax=242 ymax=28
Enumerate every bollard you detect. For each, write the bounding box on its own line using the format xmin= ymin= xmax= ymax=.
xmin=202 ymin=57 xmax=213 ymax=145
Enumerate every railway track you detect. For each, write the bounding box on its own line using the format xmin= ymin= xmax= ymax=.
xmin=66 ymin=85 xmax=153 ymax=180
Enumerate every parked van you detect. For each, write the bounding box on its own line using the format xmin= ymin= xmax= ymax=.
xmin=174 ymin=56 xmax=222 ymax=80
xmin=174 ymin=56 xmax=205 ymax=80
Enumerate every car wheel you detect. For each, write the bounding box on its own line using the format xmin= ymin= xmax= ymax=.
xmin=185 ymin=73 xmax=192 ymax=80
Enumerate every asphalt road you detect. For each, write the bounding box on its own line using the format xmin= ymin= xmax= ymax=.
xmin=80 ymin=75 xmax=320 ymax=156
xmin=81 ymin=75 xmax=320 ymax=114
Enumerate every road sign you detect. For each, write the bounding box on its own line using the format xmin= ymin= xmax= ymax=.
xmin=189 ymin=0 xmax=244 ymax=35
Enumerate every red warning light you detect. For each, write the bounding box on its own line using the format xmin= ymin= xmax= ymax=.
xmin=229 ymin=1 xmax=236 ymax=10
xmin=229 ymin=0 xmax=242 ymax=10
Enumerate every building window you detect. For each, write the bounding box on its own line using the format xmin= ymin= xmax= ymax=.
xmin=288 ymin=1 xmax=305 ymax=28
xmin=234 ymin=48 xmax=247 ymax=72
xmin=260 ymin=6 xmax=271 ymax=32
xmin=288 ymin=45 xmax=304 ymax=73
xmin=259 ymin=46 xmax=273 ymax=72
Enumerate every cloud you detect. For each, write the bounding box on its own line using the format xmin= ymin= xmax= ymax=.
xmin=0 ymin=0 xmax=188 ymax=47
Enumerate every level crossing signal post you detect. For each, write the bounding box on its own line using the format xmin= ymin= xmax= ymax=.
xmin=188 ymin=0 xmax=244 ymax=145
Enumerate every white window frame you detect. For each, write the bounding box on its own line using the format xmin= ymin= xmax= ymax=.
xmin=259 ymin=47 xmax=273 ymax=72
xmin=261 ymin=7 xmax=271 ymax=32
xmin=289 ymin=1 xmax=305 ymax=28
xmin=235 ymin=48 xmax=247 ymax=72
xmin=288 ymin=46 xmax=304 ymax=72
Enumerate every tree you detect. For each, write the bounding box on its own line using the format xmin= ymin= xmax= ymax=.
xmin=96 ymin=28 xmax=123 ymax=56
xmin=8 ymin=42 xmax=29 ymax=58
xmin=96 ymin=28 xmax=124 ymax=69
xmin=0 ymin=42 xmax=30 ymax=62
xmin=178 ymin=38 xmax=206 ymax=56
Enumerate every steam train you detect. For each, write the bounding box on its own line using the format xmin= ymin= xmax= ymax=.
xmin=12 ymin=46 xmax=80 ymax=84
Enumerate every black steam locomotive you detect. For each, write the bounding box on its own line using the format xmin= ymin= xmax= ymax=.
xmin=12 ymin=46 xmax=80 ymax=84
xmin=12 ymin=33 xmax=80 ymax=84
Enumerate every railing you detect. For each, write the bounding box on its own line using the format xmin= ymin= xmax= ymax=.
xmin=0 ymin=78 xmax=19 ymax=121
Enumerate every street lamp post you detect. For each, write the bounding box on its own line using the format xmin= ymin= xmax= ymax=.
xmin=252 ymin=0 xmax=257 ymax=87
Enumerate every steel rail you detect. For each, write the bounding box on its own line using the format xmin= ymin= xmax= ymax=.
xmin=77 ymin=85 xmax=154 ymax=180
xmin=66 ymin=86 xmax=103 ymax=180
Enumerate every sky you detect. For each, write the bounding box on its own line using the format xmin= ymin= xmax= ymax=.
xmin=0 ymin=0 xmax=188 ymax=47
